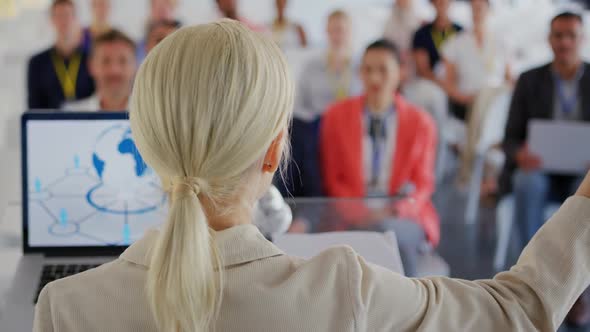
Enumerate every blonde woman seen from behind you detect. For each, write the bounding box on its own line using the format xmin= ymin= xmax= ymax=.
xmin=132 ymin=20 xmax=293 ymax=331
xmin=34 ymin=20 xmax=590 ymax=332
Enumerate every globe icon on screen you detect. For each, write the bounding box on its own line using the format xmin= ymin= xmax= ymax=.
xmin=86 ymin=125 xmax=166 ymax=215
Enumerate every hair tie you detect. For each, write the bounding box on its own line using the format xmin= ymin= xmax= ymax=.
xmin=170 ymin=176 xmax=208 ymax=200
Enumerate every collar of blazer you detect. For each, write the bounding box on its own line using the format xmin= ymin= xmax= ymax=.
xmin=120 ymin=224 xmax=285 ymax=269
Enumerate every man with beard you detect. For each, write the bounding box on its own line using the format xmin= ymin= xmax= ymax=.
xmin=64 ymin=29 xmax=136 ymax=112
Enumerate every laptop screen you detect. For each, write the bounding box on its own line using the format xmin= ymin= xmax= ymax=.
xmin=22 ymin=112 xmax=167 ymax=253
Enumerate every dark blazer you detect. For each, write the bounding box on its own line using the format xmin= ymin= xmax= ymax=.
xmin=500 ymin=62 xmax=590 ymax=195
xmin=27 ymin=47 xmax=95 ymax=109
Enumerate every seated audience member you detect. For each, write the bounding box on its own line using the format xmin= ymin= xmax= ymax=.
xmin=81 ymin=0 xmax=111 ymax=53
xmin=501 ymin=12 xmax=590 ymax=326
xmin=27 ymin=0 xmax=95 ymax=109
xmin=277 ymin=9 xmax=359 ymax=197
xmin=320 ymin=39 xmax=438 ymax=276
xmin=33 ymin=21 xmax=590 ymax=332
xmin=441 ymin=0 xmax=512 ymax=189
xmin=64 ymin=29 xmax=136 ymax=112
xmin=145 ymin=19 xmax=181 ymax=54
xmin=404 ymin=0 xmax=461 ymax=180
xmin=149 ymin=0 xmax=177 ymax=22
xmin=137 ymin=0 xmax=179 ymax=62
xmin=442 ymin=0 xmax=511 ymax=120
xmin=215 ymin=0 xmax=265 ymax=32
xmin=412 ymin=0 xmax=462 ymax=84
xmin=295 ymin=10 xmax=359 ymax=122
xmin=401 ymin=70 xmax=449 ymax=182
xmin=268 ymin=0 xmax=307 ymax=49
xmin=383 ymin=0 xmax=422 ymax=65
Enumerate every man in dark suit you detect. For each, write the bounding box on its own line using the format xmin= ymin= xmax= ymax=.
xmin=27 ymin=0 xmax=95 ymax=109
xmin=501 ymin=11 xmax=590 ymax=327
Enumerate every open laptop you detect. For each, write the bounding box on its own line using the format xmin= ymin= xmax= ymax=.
xmin=2 ymin=112 xmax=167 ymax=331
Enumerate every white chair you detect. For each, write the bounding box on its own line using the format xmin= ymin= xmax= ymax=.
xmin=464 ymin=89 xmax=512 ymax=225
xmin=493 ymin=195 xmax=560 ymax=271
xmin=273 ymin=231 xmax=405 ymax=275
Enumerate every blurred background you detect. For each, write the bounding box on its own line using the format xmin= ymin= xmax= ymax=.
xmin=3 ymin=0 xmax=590 ymax=329
xmin=0 ymin=0 xmax=589 ymax=148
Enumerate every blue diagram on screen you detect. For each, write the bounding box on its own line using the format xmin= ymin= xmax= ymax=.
xmin=28 ymin=124 xmax=167 ymax=246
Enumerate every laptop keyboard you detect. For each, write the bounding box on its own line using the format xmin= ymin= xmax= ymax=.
xmin=34 ymin=264 xmax=100 ymax=303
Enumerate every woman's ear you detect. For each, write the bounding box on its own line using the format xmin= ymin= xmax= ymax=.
xmin=262 ymin=130 xmax=285 ymax=173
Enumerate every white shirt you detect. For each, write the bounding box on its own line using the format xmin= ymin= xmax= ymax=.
xmin=383 ymin=6 xmax=422 ymax=53
xmin=63 ymin=95 xmax=101 ymax=112
xmin=63 ymin=94 xmax=129 ymax=112
xmin=441 ymin=30 xmax=510 ymax=95
xmin=294 ymin=55 xmax=361 ymax=122
xmin=33 ymin=197 xmax=590 ymax=331
xmin=268 ymin=21 xmax=302 ymax=50
xmin=363 ymin=110 xmax=397 ymax=196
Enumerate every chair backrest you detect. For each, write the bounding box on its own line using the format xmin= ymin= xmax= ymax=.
xmin=476 ymin=87 xmax=513 ymax=153
xmin=273 ymin=231 xmax=405 ymax=275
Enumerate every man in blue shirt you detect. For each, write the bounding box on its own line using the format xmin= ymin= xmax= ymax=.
xmin=27 ymin=0 xmax=95 ymax=109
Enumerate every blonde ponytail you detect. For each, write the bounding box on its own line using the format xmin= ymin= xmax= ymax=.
xmin=129 ymin=21 xmax=294 ymax=331
xmin=147 ymin=177 xmax=222 ymax=331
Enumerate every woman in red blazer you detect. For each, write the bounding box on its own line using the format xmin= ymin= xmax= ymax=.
xmin=320 ymin=39 xmax=439 ymax=276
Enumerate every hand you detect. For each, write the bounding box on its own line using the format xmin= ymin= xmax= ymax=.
xmin=515 ymin=144 xmax=542 ymax=171
xmin=368 ymin=206 xmax=398 ymax=223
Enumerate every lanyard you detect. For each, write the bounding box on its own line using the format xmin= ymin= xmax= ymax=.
xmin=554 ymin=67 xmax=584 ymax=116
xmin=51 ymin=50 xmax=82 ymax=100
xmin=366 ymin=106 xmax=394 ymax=188
xmin=326 ymin=56 xmax=352 ymax=101
xmin=431 ymin=26 xmax=456 ymax=53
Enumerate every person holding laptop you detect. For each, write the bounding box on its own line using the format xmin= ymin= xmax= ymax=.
xmin=33 ymin=20 xmax=590 ymax=332
xmin=501 ymin=12 xmax=590 ymax=326
xmin=64 ymin=29 xmax=137 ymax=112
xmin=502 ymin=11 xmax=590 ymax=249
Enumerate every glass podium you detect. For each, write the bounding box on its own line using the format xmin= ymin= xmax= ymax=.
xmin=281 ymin=197 xmax=498 ymax=280
xmin=280 ymin=197 xmax=451 ymax=278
